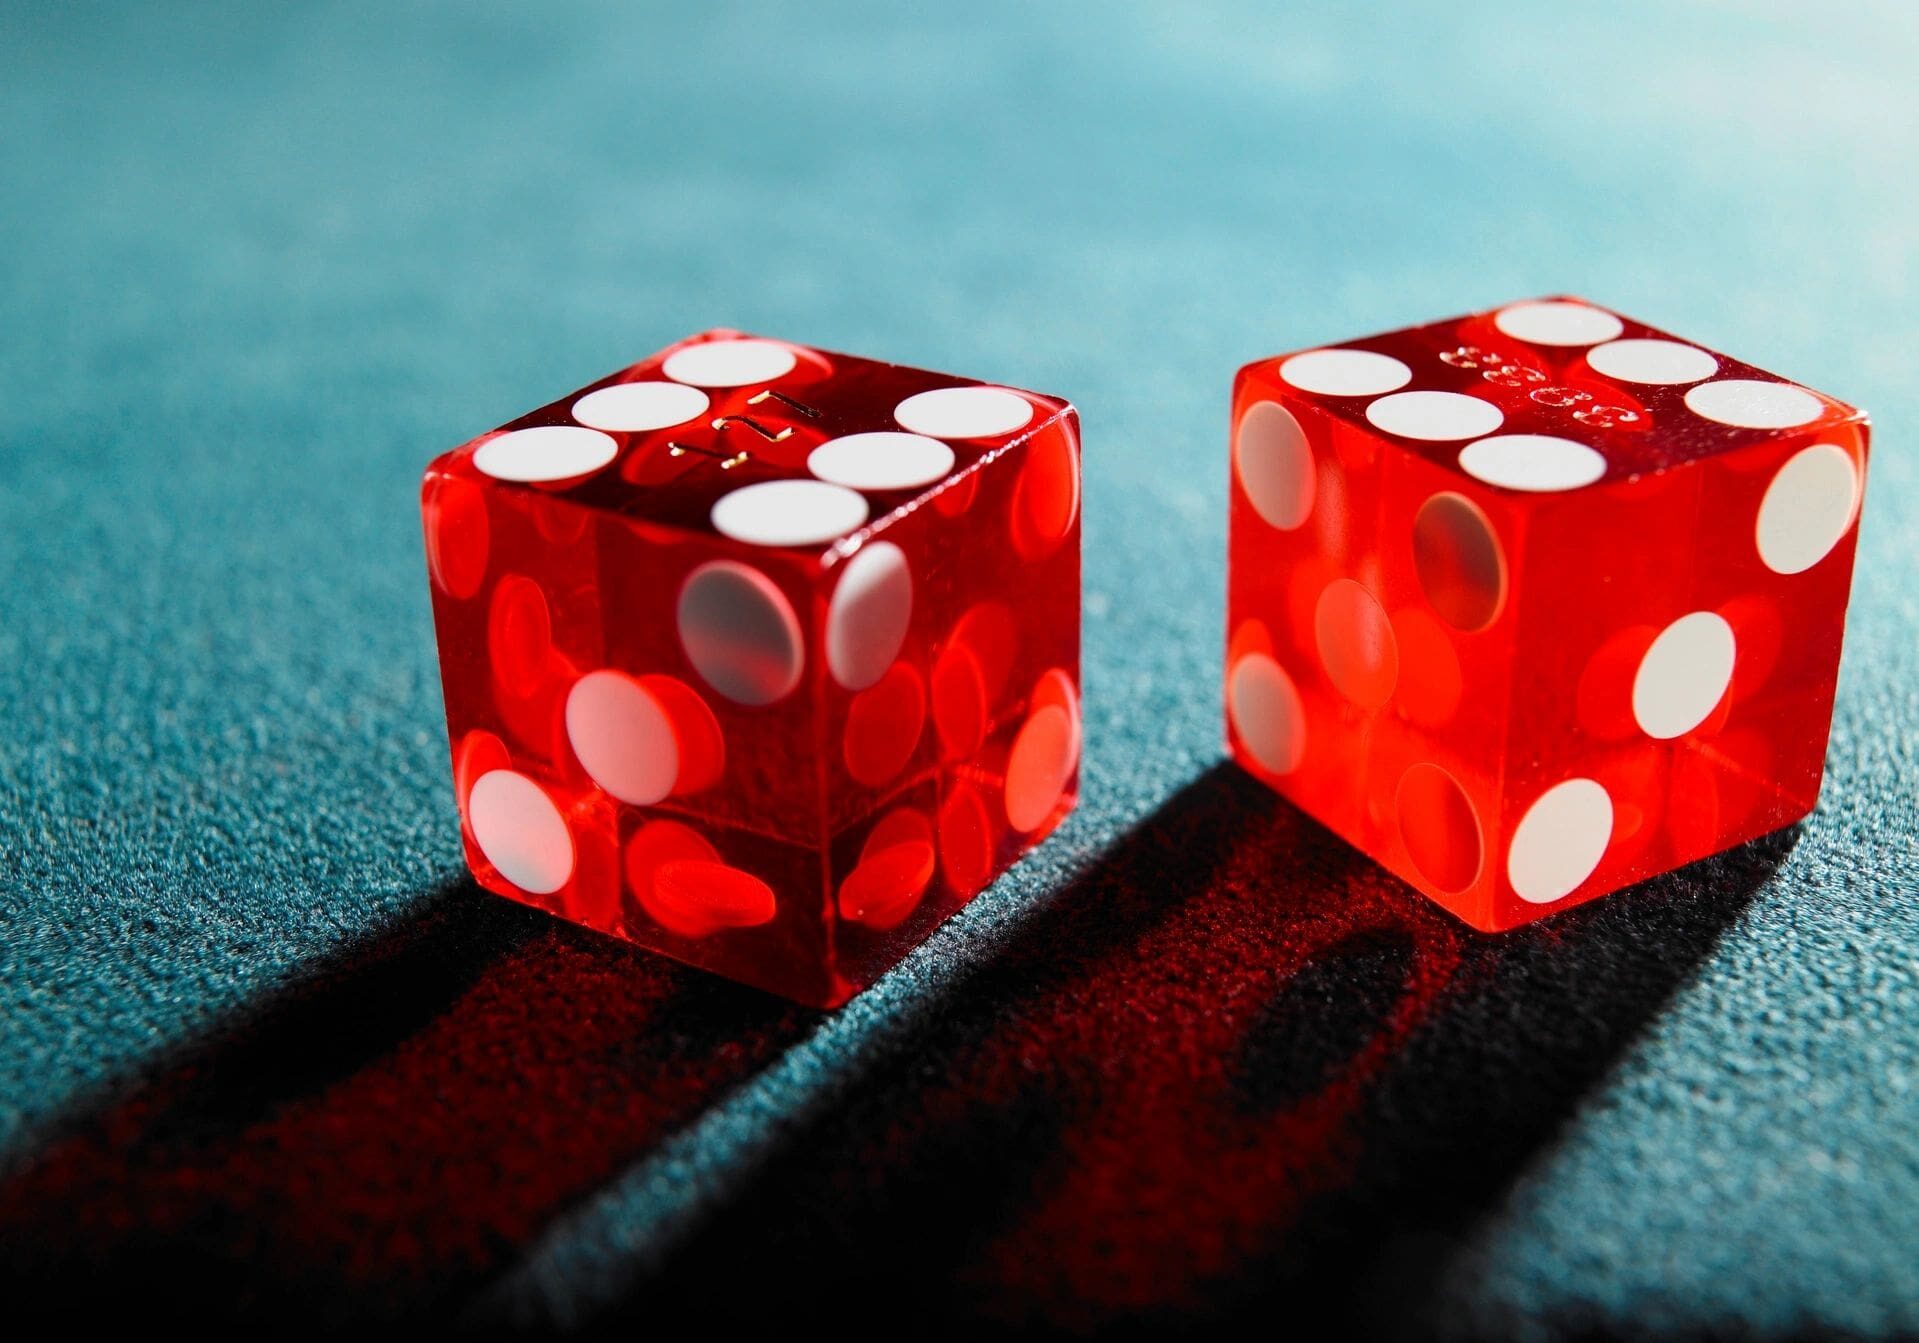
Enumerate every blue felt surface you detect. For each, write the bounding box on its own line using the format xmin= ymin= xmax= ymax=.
xmin=2 ymin=1 xmax=1916 ymax=1334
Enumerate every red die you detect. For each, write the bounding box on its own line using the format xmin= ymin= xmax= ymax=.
xmin=423 ymin=332 xmax=1081 ymax=1005
xmin=1226 ymin=297 xmax=1867 ymax=930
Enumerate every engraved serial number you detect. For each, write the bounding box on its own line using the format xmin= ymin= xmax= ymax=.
xmin=1439 ymin=345 xmax=1641 ymax=428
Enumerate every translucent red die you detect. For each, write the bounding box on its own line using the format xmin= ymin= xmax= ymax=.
xmin=424 ymin=332 xmax=1081 ymax=1004
xmin=1226 ymin=297 xmax=1868 ymax=930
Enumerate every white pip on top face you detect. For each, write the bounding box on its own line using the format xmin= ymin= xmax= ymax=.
xmin=1227 ymin=297 xmax=1867 ymax=932
xmin=422 ymin=331 xmax=1082 ymax=1007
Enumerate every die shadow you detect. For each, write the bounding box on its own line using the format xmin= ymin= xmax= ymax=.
xmin=543 ymin=763 xmax=1792 ymax=1337
xmin=0 ymin=874 xmax=818 ymax=1322
xmin=0 ymin=764 xmax=1790 ymax=1334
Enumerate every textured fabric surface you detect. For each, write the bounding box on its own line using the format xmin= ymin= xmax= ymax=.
xmin=2 ymin=2 xmax=1916 ymax=1335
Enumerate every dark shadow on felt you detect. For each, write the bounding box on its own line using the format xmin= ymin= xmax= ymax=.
xmin=543 ymin=764 xmax=1788 ymax=1336
xmin=0 ymin=766 xmax=1788 ymax=1334
xmin=0 ymin=874 xmax=813 ymax=1321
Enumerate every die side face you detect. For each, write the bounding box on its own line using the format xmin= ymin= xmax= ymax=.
xmin=423 ymin=333 xmax=1081 ymax=1005
xmin=1228 ymin=297 xmax=1867 ymax=931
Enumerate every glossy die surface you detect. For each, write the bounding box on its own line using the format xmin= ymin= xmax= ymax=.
xmin=1227 ymin=297 xmax=1867 ymax=930
xmin=423 ymin=332 xmax=1080 ymax=1004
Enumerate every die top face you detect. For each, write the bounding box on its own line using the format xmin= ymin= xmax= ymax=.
xmin=426 ymin=330 xmax=1075 ymax=569
xmin=1245 ymin=296 xmax=1865 ymax=486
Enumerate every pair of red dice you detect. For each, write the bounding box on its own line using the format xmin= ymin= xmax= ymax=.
xmin=422 ymin=299 xmax=1868 ymax=1005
